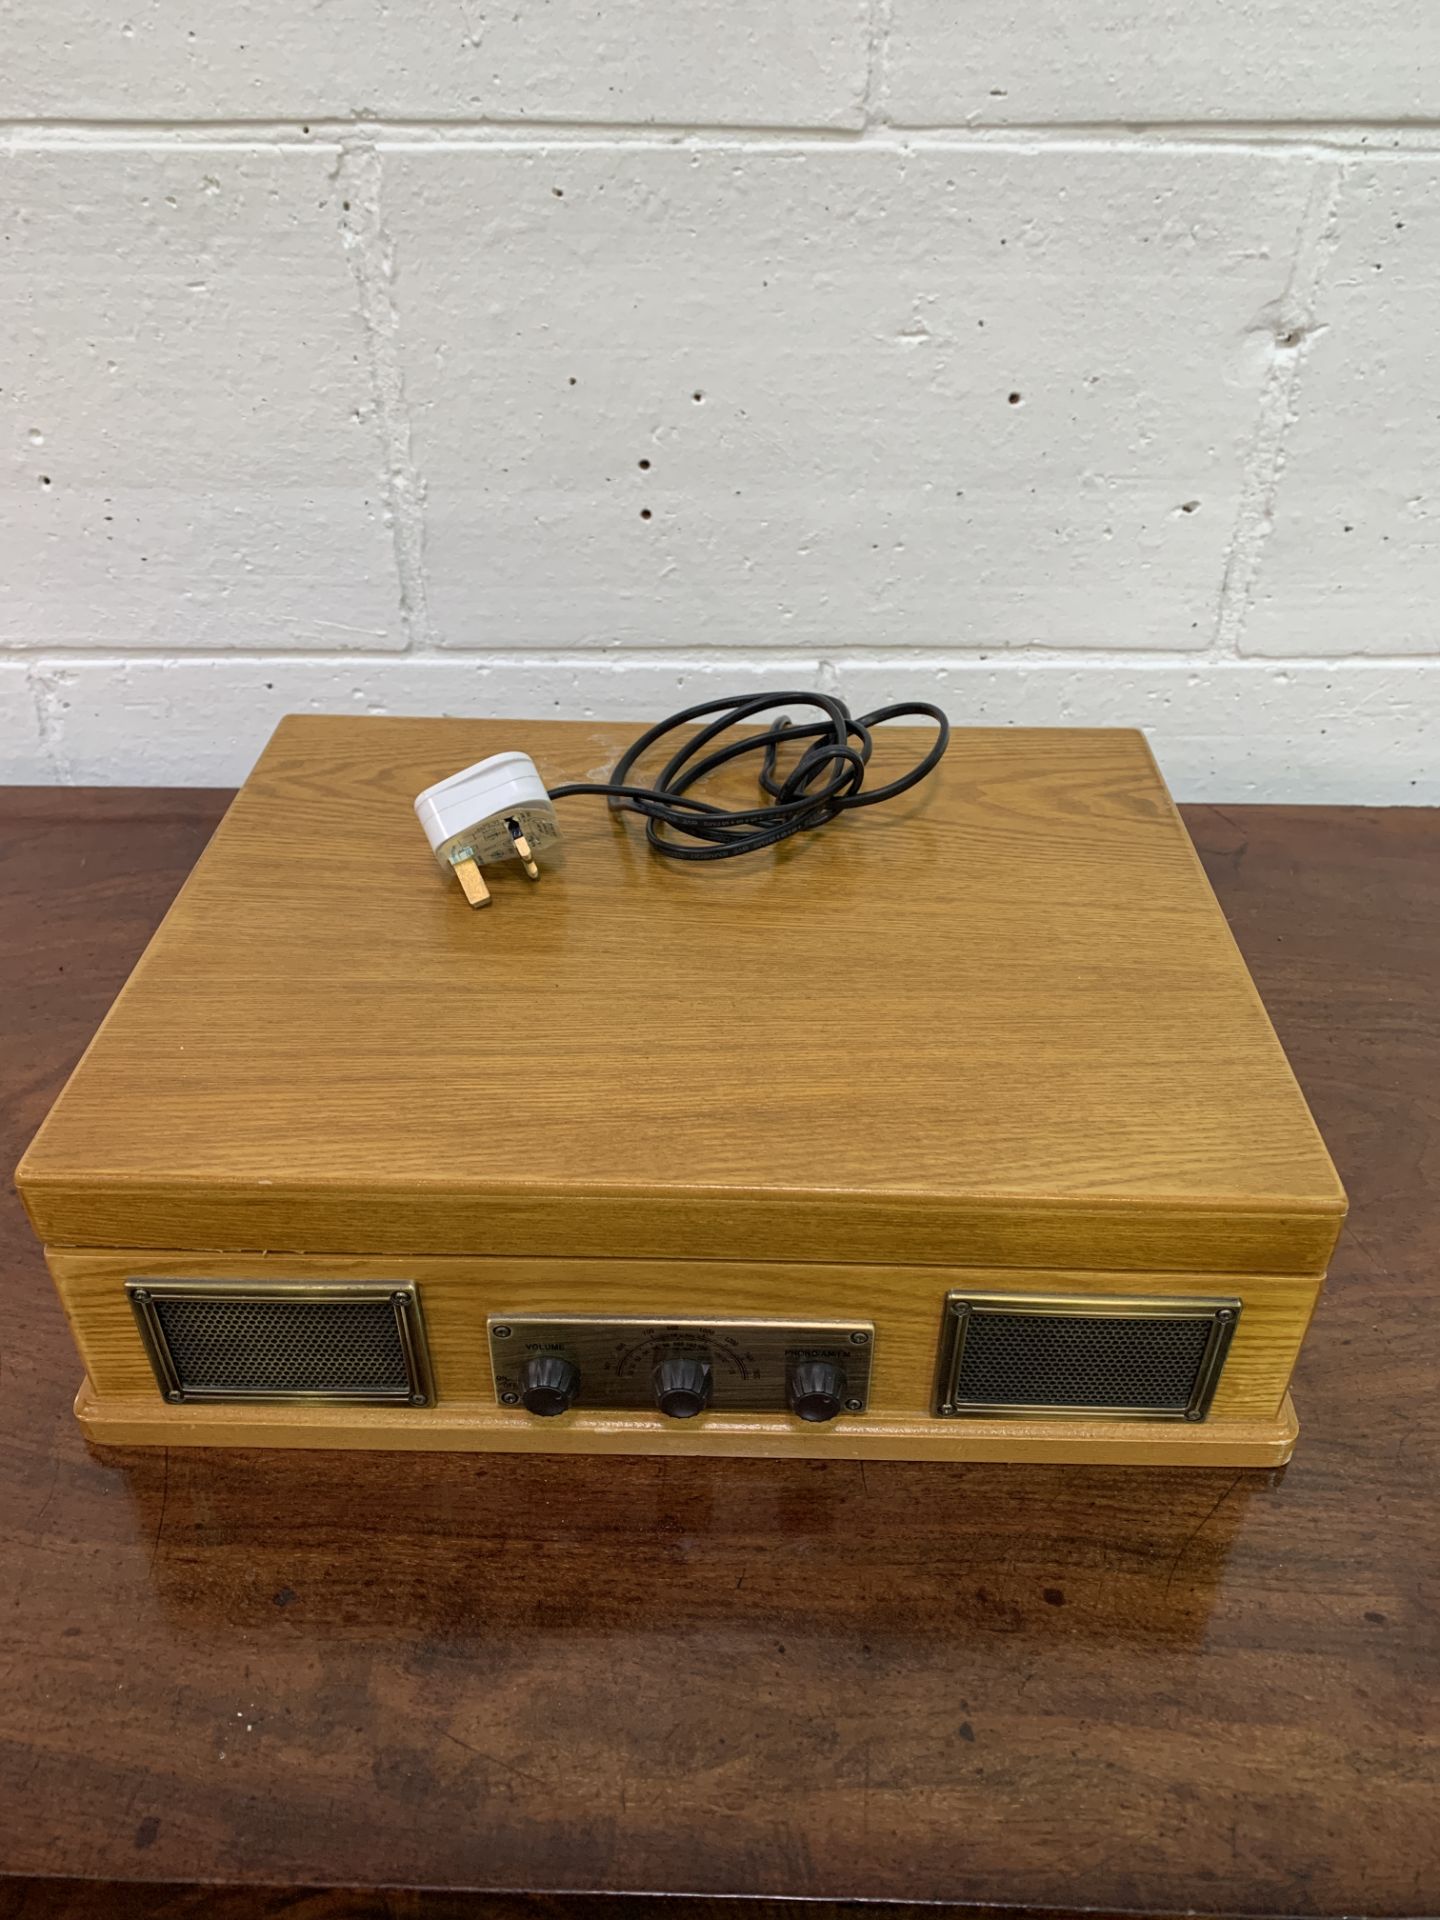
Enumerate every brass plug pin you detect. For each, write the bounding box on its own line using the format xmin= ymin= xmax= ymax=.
xmin=509 ymin=822 xmax=540 ymax=881
xmin=451 ymin=855 xmax=492 ymax=909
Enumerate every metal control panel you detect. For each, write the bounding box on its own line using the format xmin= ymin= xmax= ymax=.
xmin=488 ymin=1315 xmax=873 ymax=1419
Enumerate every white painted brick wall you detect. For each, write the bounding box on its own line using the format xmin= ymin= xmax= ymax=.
xmin=2 ymin=3 xmax=1436 ymax=799
xmin=885 ymin=0 xmax=1440 ymax=125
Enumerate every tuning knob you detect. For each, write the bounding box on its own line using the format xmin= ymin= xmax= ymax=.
xmin=652 ymin=1354 xmax=712 ymax=1419
xmin=788 ymin=1358 xmax=846 ymax=1423
xmin=519 ymin=1353 xmax=579 ymax=1417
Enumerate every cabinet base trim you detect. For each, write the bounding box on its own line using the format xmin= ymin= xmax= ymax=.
xmin=75 ymin=1379 xmax=1298 ymax=1466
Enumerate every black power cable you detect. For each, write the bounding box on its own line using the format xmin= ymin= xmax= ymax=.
xmin=546 ymin=692 xmax=950 ymax=863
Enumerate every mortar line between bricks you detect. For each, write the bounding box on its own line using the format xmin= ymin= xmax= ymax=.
xmin=24 ymin=663 xmax=74 ymax=782
xmin=1214 ymin=159 xmax=1347 ymax=659
xmin=9 ymin=118 xmax=1440 ymax=156
xmin=861 ymin=0 xmax=895 ymax=129
xmin=335 ymin=139 xmax=433 ymax=653
xmin=8 ymin=651 xmax=1437 ymax=670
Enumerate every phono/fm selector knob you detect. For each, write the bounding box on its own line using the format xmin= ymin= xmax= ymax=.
xmin=787 ymin=1358 xmax=846 ymax=1423
xmin=652 ymin=1354 xmax=712 ymax=1419
xmin=519 ymin=1353 xmax=579 ymax=1417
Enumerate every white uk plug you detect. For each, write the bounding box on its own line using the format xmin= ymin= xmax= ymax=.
xmin=414 ymin=750 xmax=560 ymax=909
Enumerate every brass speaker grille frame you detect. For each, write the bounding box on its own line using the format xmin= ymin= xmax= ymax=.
xmin=125 ymin=1279 xmax=435 ymax=1407
xmin=934 ymin=1291 xmax=1241 ymax=1422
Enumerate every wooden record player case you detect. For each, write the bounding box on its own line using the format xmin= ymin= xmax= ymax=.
xmin=16 ymin=716 xmax=1346 ymax=1466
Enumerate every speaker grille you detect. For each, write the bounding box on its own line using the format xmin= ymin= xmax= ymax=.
xmin=127 ymin=1282 xmax=433 ymax=1405
xmin=936 ymin=1292 xmax=1240 ymax=1421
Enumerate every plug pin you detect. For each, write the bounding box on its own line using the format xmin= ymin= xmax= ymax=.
xmin=509 ymin=822 xmax=541 ymax=881
xmin=415 ymin=753 xmax=558 ymax=911
xmin=451 ymin=855 xmax=492 ymax=909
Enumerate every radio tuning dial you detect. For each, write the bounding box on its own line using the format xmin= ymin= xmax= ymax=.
xmin=519 ymin=1353 xmax=580 ymax=1417
xmin=653 ymin=1354 xmax=712 ymax=1419
xmin=787 ymin=1358 xmax=846 ymax=1423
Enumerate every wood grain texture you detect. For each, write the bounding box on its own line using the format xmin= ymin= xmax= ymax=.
xmin=16 ymin=719 xmax=1344 ymax=1271
xmin=50 ymin=1245 xmax=1321 ymax=1422
xmin=2 ymin=789 xmax=1434 ymax=1920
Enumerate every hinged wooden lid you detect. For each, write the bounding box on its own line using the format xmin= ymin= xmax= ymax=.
xmin=18 ymin=717 xmax=1345 ymax=1272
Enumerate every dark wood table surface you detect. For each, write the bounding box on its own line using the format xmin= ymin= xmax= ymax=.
xmin=1 ymin=790 xmax=1436 ymax=1920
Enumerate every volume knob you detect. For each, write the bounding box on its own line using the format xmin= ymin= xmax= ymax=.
xmin=788 ymin=1358 xmax=846 ymax=1423
xmin=653 ymin=1354 xmax=712 ymax=1420
xmin=519 ymin=1353 xmax=579 ymax=1417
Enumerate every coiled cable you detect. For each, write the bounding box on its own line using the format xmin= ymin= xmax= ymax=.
xmin=547 ymin=691 xmax=950 ymax=863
